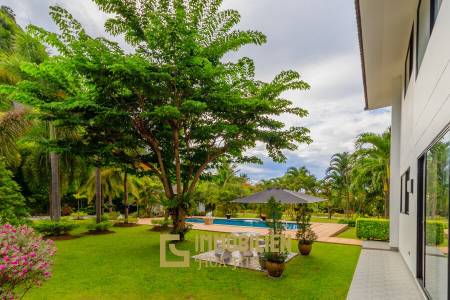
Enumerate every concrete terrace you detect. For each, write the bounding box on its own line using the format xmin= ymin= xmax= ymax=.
xmin=347 ymin=241 xmax=425 ymax=300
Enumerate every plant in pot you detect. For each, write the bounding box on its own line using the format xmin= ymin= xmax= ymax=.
xmin=221 ymin=200 xmax=237 ymax=219
xmin=295 ymin=204 xmax=317 ymax=255
xmin=296 ymin=227 xmax=317 ymax=255
xmin=263 ymin=251 xmax=288 ymax=277
xmin=263 ymin=197 xmax=288 ymax=277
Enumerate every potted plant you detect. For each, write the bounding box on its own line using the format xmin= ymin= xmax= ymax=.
xmin=225 ymin=213 xmax=232 ymax=219
xmin=263 ymin=251 xmax=288 ymax=277
xmin=204 ymin=216 xmax=213 ymax=225
xmin=295 ymin=204 xmax=317 ymax=255
xmin=296 ymin=227 xmax=317 ymax=255
xmin=261 ymin=197 xmax=288 ymax=277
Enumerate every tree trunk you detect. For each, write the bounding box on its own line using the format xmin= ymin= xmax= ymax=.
xmin=124 ymin=171 xmax=129 ymax=223
xmin=101 ymin=185 xmax=104 ymax=214
xmin=383 ymin=177 xmax=390 ymax=218
xmin=95 ymin=167 xmax=102 ymax=223
xmin=384 ymin=190 xmax=389 ymax=218
xmin=328 ymin=201 xmax=332 ymax=219
xmin=171 ymin=206 xmax=186 ymax=241
xmin=108 ymin=194 xmax=113 ymax=214
xmin=49 ymin=124 xmax=61 ymax=221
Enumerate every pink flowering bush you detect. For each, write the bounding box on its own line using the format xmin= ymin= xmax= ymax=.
xmin=0 ymin=224 xmax=56 ymax=299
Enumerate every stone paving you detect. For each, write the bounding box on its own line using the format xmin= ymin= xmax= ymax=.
xmin=347 ymin=241 xmax=425 ymax=300
xmin=138 ymin=217 xmax=362 ymax=246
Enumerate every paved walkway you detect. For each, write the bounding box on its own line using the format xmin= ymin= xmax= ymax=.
xmin=138 ymin=218 xmax=361 ymax=246
xmin=347 ymin=241 xmax=425 ymax=300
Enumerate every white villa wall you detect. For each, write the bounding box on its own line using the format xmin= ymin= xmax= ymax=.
xmin=397 ymin=0 xmax=450 ymax=274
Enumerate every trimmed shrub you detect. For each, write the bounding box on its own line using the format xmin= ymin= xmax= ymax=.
xmin=33 ymin=220 xmax=79 ymax=236
xmin=338 ymin=218 xmax=356 ymax=227
xmin=87 ymin=220 xmax=112 ymax=232
xmin=356 ymin=218 xmax=389 ymax=241
xmin=151 ymin=219 xmax=171 ymax=230
xmin=425 ymin=221 xmax=445 ymax=245
xmin=105 ymin=211 xmax=120 ymax=220
xmin=70 ymin=211 xmax=88 ymax=220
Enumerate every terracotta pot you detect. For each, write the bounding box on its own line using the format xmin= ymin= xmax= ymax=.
xmin=204 ymin=217 xmax=213 ymax=225
xmin=298 ymin=242 xmax=312 ymax=255
xmin=203 ymin=217 xmax=214 ymax=225
xmin=266 ymin=261 xmax=285 ymax=277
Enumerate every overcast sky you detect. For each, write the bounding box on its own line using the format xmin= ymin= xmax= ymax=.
xmin=3 ymin=0 xmax=391 ymax=181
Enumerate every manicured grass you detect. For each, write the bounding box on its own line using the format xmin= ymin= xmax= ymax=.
xmin=310 ymin=217 xmax=340 ymax=223
xmin=26 ymin=223 xmax=360 ymax=300
xmin=337 ymin=227 xmax=358 ymax=240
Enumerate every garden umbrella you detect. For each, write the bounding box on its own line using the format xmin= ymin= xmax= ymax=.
xmin=232 ymin=188 xmax=326 ymax=204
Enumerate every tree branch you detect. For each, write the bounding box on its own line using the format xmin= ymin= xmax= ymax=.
xmin=132 ymin=117 xmax=174 ymax=198
xmin=187 ymin=146 xmax=228 ymax=196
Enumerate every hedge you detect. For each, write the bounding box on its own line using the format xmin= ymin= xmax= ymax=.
xmin=425 ymin=221 xmax=445 ymax=246
xmin=356 ymin=218 xmax=389 ymax=241
xmin=338 ymin=218 xmax=356 ymax=227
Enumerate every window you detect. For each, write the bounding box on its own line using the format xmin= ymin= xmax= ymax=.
xmin=417 ymin=0 xmax=442 ymax=73
xmin=401 ymin=169 xmax=410 ymax=214
xmin=404 ymin=27 xmax=414 ymax=96
xmin=420 ymin=129 xmax=449 ymax=299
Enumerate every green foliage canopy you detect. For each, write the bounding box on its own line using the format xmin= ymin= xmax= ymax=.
xmin=1 ymin=2 xmax=311 ymax=236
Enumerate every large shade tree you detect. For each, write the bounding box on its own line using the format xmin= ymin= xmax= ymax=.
xmin=12 ymin=1 xmax=311 ymax=239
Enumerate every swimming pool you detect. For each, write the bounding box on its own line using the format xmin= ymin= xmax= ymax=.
xmin=186 ymin=217 xmax=299 ymax=230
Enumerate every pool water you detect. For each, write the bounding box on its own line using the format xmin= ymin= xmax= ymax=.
xmin=186 ymin=217 xmax=299 ymax=230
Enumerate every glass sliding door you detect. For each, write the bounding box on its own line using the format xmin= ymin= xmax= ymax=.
xmin=423 ymin=131 xmax=450 ymax=299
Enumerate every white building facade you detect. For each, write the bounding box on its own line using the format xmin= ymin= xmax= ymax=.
xmin=356 ymin=0 xmax=449 ymax=299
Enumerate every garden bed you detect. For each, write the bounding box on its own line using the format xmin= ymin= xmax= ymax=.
xmin=85 ymin=230 xmax=116 ymax=235
xmin=113 ymin=222 xmax=140 ymax=227
xmin=43 ymin=234 xmax=81 ymax=241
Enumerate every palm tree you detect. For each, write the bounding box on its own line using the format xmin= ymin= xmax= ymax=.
xmin=286 ymin=166 xmax=317 ymax=194
xmin=135 ymin=176 xmax=163 ymax=217
xmin=326 ymin=152 xmax=353 ymax=213
xmin=354 ymin=129 xmax=390 ymax=217
xmin=0 ymin=7 xmax=60 ymax=219
xmin=0 ymin=108 xmax=30 ymax=165
xmin=317 ymin=178 xmax=337 ymax=219
xmin=81 ymin=167 xmax=140 ymax=222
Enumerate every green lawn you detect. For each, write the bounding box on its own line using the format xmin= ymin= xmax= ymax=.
xmin=26 ymin=223 xmax=360 ymax=300
xmin=310 ymin=217 xmax=340 ymax=223
xmin=336 ymin=227 xmax=358 ymax=240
